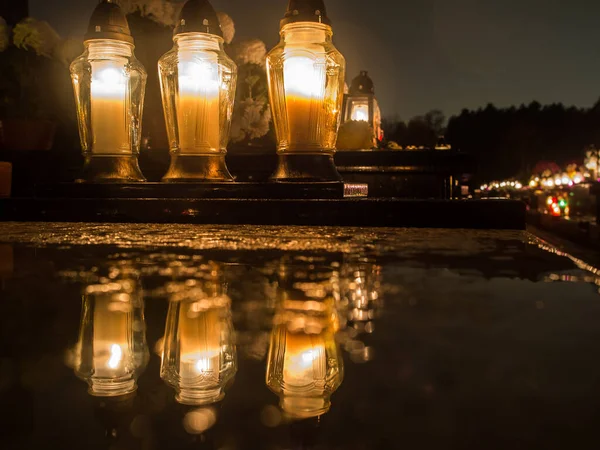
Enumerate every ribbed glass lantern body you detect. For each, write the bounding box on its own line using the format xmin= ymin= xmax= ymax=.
xmin=158 ymin=33 xmax=237 ymax=156
xmin=266 ymin=260 xmax=344 ymax=419
xmin=74 ymin=284 xmax=148 ymax=397
xmin=161 ymin=289 xmax=237 ymax=405
xmin=266 ymin=303 xmax=343 ymax=419
xmin=70 ymin=40 xmax=147 ymax=157
xmin=266 ymin=23 xmax=346 ymax=153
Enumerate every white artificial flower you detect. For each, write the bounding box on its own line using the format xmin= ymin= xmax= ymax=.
xmin=54 ymin=38 xmax=84 ymax=66
xmin=0 ymin=17 xmax=9 ymax=52
xmin=217 ymin=12 xmax=235 ymax=44
xmin=120 ymin=0 xmax=183 ymax=27
xmin=231 ymin=98 xmax=271 ymax=142
xmin=231 ymin=38 xmax=267 ymax=66
xmin=13 ymin=18 xmax=61 ymax=57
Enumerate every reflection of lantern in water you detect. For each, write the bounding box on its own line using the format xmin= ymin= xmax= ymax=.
xmin=70 ymin=0 xmax=147 ymax=182
xmin=75 ymin=280 xmax=148 ymax=396
xmin=341 ymin=261 xmax=382 ymax=335
xmin=161 ymin=273 xmax=237 ymax=405
xmin=159 ymin=0 xmax=238 ymax=182
xmin=266 ymin=256 xmax=343 ymax=419
xmin=266 ymin=0 xmax=346 ymax=181
xmin=266 ymin=302 xmax=343 ymax=419
xmin=585 ymin=146 xmax=599 ymax=181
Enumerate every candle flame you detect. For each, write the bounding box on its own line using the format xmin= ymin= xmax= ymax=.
xmin=107 ymin=344 xmax=123 ymax=369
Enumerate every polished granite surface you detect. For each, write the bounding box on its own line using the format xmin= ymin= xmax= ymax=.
xmin=0 ymin=223 xmax=599 ymax=449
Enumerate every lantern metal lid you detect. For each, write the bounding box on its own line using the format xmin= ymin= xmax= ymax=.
xmin=350 ymin=71 xmax=375 ymax=95
xmin=280 ymin=0 xmax=332 ymax=28
xmin=84 ymin=0 xmax=134 ymax=44
xmin=174 ymin=0 xmax=223 ymax=38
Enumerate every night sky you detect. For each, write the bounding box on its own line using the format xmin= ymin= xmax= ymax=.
xmin=30 ymin=0 xmax=600 ymax=120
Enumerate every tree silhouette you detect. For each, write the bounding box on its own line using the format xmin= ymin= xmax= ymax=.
xmin=385 ymin=102 xmax=600 ymax=182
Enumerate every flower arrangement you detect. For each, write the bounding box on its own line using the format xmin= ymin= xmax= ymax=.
xmin=336 ymin=120 xmax=375 ymax=150
xmin=228 ymin=38 xmax=272 ymax=144
xmin=0 ymin=16 xmax=80 ymax=150
xmin=0 ymin=17 xmax=74 ymax=120
xmin=224 ymin=31 xmax=272 ymax=146
xmin=119 ymin=1 xmax=235 ymax=44
xmin=119 ymin=0 xmax=183 ymax=27
xmin=12 ymin=18 xmax=61 ymax=58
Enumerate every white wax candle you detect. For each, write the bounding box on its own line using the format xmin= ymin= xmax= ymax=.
xmin=283 ymin=55 xmax=326 ymax=150
xmin=90 ymin=62 xmax=129 ymax=155
xmin=177 ymin=51 xmax=220 ymax=154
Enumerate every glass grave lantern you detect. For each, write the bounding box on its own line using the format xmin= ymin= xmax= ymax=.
xmin=341 ymin=71 xmax=383 ymax=147
xmin=74 ymin=280 xmax=149 ymax=397
xmin=266 ymin=0 xmax=346 ymax=182
xmin=70 ymin=0 xmax=147 ymax=182
xmin=266 ymin=256 xmax=344 ymax=419
xmin=161 ymin=269 xmax=237 ymax=405
xmin=159 ymin=0 xmax=237 ymax=182
xmin=434 ymin=135 xmax=452 ymax=151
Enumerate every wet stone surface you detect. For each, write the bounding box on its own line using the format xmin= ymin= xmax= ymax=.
xmin=0 ymin=223 xmax=599 ymax=449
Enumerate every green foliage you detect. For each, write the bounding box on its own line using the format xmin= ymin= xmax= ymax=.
xmin=383 ymin=110 xmax=446 ymax=148
xmin=0 ymin=46 xmax=70 ymax=120
xmin=445 ymin=101 xmax=600 ymax=182
xmin=336 ymin=120 xmax=375 ymax=150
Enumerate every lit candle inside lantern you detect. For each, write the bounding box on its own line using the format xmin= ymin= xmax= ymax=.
xmin=89 ymin=42 xmax=130 ymax=155
xmin=283 ymin=51 xmax=327 ymax=150
xmin=351 ymin=103 xmax=369 ymax=122
xmin=92 ymin=295 xmax=131 ymax=378
xmin=176 ymin=37 xmax=221 ymax=154
xmin=265 ymin=0 xmax=346 ymax=181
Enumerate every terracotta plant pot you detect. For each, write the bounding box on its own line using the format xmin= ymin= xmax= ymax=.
xmin=0 ymin=162 xmax=12 ymax=197
xmin=0 ymin=119 xmax=56 ymax=151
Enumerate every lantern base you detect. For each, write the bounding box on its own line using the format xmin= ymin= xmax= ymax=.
xmin=281 ymin=395 xmax=331 ymax=419
xmin=88 ymin=378 xmax=137 ymax=397
xmin=271 ymin=153 xmax=343 ymax=182
xmin=176 ymin=387 xmax=225 ymax=406
xmin=163 ymin=154 xmax=234 ymax=183
xmin=78 ymin=155 xmax=146 ymax=183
